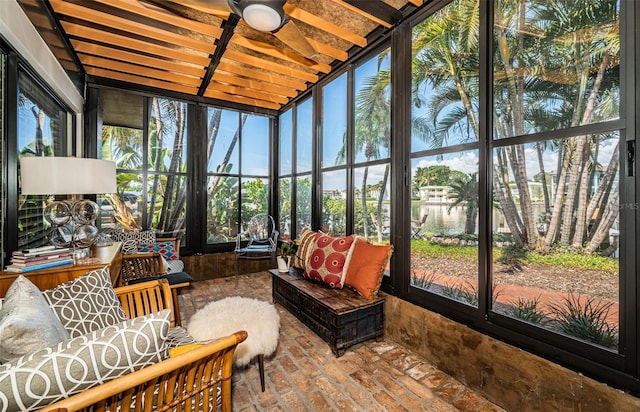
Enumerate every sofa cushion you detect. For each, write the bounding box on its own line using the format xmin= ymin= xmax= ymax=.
xmin=43 ymin=267 xmax=127 ymax=338
xmin=0 ymin=309 xmax=170 ymax=411
xmin=0 ymin=276 xmax=69 ymax=363
xmin=344 ymin=240 xmax=393 ymax=299
xmin=304 ymin=233 xmax=355 ymax=288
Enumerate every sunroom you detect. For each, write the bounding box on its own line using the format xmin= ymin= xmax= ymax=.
xmin=1 ymin=0 xmax=639 ymax=410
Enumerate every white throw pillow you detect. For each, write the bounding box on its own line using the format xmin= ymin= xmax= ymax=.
xmin=43 ymin=266 xmax=127 ymax=338
xmin=0 ymin=276 xmax=69 ymax=363
xmin=0 ymin=309 xmax=170 ymax=411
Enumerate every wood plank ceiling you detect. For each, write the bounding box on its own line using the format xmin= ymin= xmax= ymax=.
xmin=18 ymin=0 xmax=422 ymax=111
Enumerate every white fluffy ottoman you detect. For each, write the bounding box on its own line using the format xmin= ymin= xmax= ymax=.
xmin=187 ymin=296 xmax=280 ymax=391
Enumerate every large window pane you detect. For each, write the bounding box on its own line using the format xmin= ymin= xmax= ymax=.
xmin=296 ymin=175 xmax=312 ymax=233
xmin=240 ymin=177 xmax=269 ymax=228
xmin=354 ymin=50 xmax=391 ymax=164
xmin=279 ymin=109 xmax=292 ymax=175
xmin=241 ymin=114 xmax=269 ymax=175
xmin=279 ymin=177 xmax=292 ymax=237
xmin=353 ymin=164 xmax=391 ymax=243
xmin=491 ymin=135 xmax=620 ymax=350
xmin=207 ymin=175 xmax=238 ymax=243
xmin=147 ymin=98 xmax=187 ymax=237
xmin=144 ymin=173 xmax=186 ymax=237
xmin=207 ymin=108 xmax=239 ymax=174
xmin=148 ymin=98 xmax=187 ymax=172
xmin=321 ymin=170 xmax=347 ymax=236
xmin=411 ymin=0 xmax=479 ymax=152
xmin=493 ymin=1 xmax=620 ymax=139
xmin=322 ymin=73 xmax=347 ymax=168
xmin=410 ymin=151 xmax=479 ymax=307
xmin=17 ymin=69 xmax=69 ymax=249
xmin=296 ymin=98 xmax=313 ymax=173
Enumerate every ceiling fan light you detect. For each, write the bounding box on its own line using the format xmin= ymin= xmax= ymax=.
xmin=242 ymin=4 xmax=283 ymax=32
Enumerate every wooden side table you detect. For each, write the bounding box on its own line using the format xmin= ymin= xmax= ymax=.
xmin=0 ymin=242 xmax=122 ymax=297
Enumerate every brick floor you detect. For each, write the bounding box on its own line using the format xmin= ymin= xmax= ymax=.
xmin=178 ymin=272 xmax=505 ymax=412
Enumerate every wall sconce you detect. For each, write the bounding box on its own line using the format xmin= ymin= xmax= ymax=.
xmin=19 ymin=157 xmax=117 ymax=248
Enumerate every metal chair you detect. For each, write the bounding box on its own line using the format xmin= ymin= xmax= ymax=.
xmin=411 ymin=214 xmax=428 ymax=239
xmin=235 ymin=213 xmax=278 ymax=276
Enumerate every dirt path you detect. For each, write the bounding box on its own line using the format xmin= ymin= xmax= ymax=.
xmin=411 ymin=255 xmax=619 ymax=302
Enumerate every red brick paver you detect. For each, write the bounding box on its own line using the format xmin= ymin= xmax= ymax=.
xmin=179 ymin=272 xmax=505 ymax=412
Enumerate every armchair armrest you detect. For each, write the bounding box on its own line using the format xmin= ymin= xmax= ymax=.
xmin=41 ymin=330 xmax=248 ymax=412
xmin=114 ymin=279 xmax=175 ymax=327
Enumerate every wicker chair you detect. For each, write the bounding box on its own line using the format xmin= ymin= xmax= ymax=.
xmin=120 ymin=252 xmax=191 ymax=325
xmin=41 ymin=279 xmax=247 ymax=412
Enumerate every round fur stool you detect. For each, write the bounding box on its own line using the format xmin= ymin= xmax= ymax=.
xmin=187 ymin=296 xmax=280 ymax=391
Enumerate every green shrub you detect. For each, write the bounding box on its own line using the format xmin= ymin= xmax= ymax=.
xmin=506 ymin=296 xmax=548 ymax=325
xmin=549 ymin=292 xmax=618 ymax=348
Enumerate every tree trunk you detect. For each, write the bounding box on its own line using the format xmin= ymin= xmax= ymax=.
xmin=147 ymin=98 xmax=164 ymax=228
xmin=493 ymin=169 xmax=524 ymax=248
xmin=542 ymin=140 xmax=571 ymax=253
xmin=361 ymin=167 xmax=369 ymax=239
xmin=585 ymin=190 xmax=619 ymax=254
xmin=586 ymin=141 xmax=619 ymax=235
xmin=536 ymin=143 xmax=551 ymax=220
xmin=571 ymin=139 xmax=592 ymax=249
xmin=375 ymin=164 xmax=390 ymax=243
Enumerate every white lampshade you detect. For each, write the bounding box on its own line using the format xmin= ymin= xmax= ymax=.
xmin=20 ymin=157 xmax=117 ymax=195
xmin=243 ymin=4 xmax=284 ymax=32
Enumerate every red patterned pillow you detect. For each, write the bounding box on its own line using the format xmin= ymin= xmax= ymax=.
xmin=304 ymin=233 xmax=355 ymax=288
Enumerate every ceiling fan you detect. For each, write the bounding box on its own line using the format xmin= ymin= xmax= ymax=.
xmin=177 ymin=0 xmax=318 ymax=59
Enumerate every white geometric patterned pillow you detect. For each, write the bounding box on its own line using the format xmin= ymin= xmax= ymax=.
xmin=43 ymin=267 xmax=127 ymax=338
xmin=109 ymin=230 xmax=156 ymax=254
xmin=0 ymin=276 xmax=69 ymax=363
xmin=0 ymin=309 xmax=170 ymax=411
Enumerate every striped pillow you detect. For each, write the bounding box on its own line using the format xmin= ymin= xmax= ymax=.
xmin=292 ymin=227 xmax=317 ymax=268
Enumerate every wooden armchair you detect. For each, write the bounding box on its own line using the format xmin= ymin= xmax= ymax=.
xmin=120 ymin=252 xmax=191 ymax=325
xmin=42 ymin=279 xmax=248 ymax=412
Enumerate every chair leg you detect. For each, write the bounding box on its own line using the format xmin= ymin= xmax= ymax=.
xmin=258 ymin=353 xmax=265 ymax=392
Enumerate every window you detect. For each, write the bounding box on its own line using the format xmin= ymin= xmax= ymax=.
xmin=17 ymin=68 xmax=70 ymax=249
xmin=402 ymin=0 xmax=626 ymax=382
xmin=207 ymin=108 xmax=270 ymax=244
xmin=490 ymin=0 xmax=621 ymax=350
xmin=100 ymin=92 xmax=187 ymax=239
xmin=280 ymin=99 xmax=313 ymax=237
xmin=410 ymin=0 xmax=480 ymax=304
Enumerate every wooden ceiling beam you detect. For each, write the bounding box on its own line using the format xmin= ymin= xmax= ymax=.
xmin=50 ymin=0 xmax=216 ymax=54
xmin=232 ymin=35 xmax=331 ymax=73
xmin=306 ymin=40 xmax=348 ymax=61
xmin=203 ymin=89 xmax=281 ymax=110
xmin=342 ymin=0 xmax=403 ymax=26
xmin=212 ymin=71 xmax=297 ymax=98
xmin=217 ymin=60 xmax=307 ymax=91
xmin=407 ymin=0 xmax=423 ymax=7
xmin=62 ymin=22 xmax=212 ymax=66
xmin=283 ymin=4 xmax=367 ymax=47
xmin=223 ymin=49 xmax=318 ymax=83
xmin=72 ymin=40 xmax=206 ymax=77
xmin=208 ymin=81 xmax=289 ymax=105
xmin=85 ymin=66 xmax=199 ymax=95
xmin=94 ymin=0 xmax=222 ymax=37
xmin=327 ymin=0 xmax=391 ymax=28
xmin=78 ymin=53 xmax=202 ymax=87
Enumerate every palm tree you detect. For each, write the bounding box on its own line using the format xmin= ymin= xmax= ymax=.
xmin=448 ymin=173 xmax=479 ymax=234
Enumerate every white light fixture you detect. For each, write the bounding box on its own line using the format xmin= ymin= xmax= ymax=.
xmin=242 ymin=4 xmax=284 ymax=32
xmin=20 ymin=157 xmax=117 ymax=195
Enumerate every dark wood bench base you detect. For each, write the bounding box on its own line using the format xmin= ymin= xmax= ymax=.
xmin=270 ymin=268 xmax=384 ymax=356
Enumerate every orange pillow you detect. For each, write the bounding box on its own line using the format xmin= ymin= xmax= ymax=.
xmin=344 ymin=241 xmax=393 ymax=300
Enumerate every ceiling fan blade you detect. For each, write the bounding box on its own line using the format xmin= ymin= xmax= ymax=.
xmin=273 ymin=20 xmax=317 ymax=60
